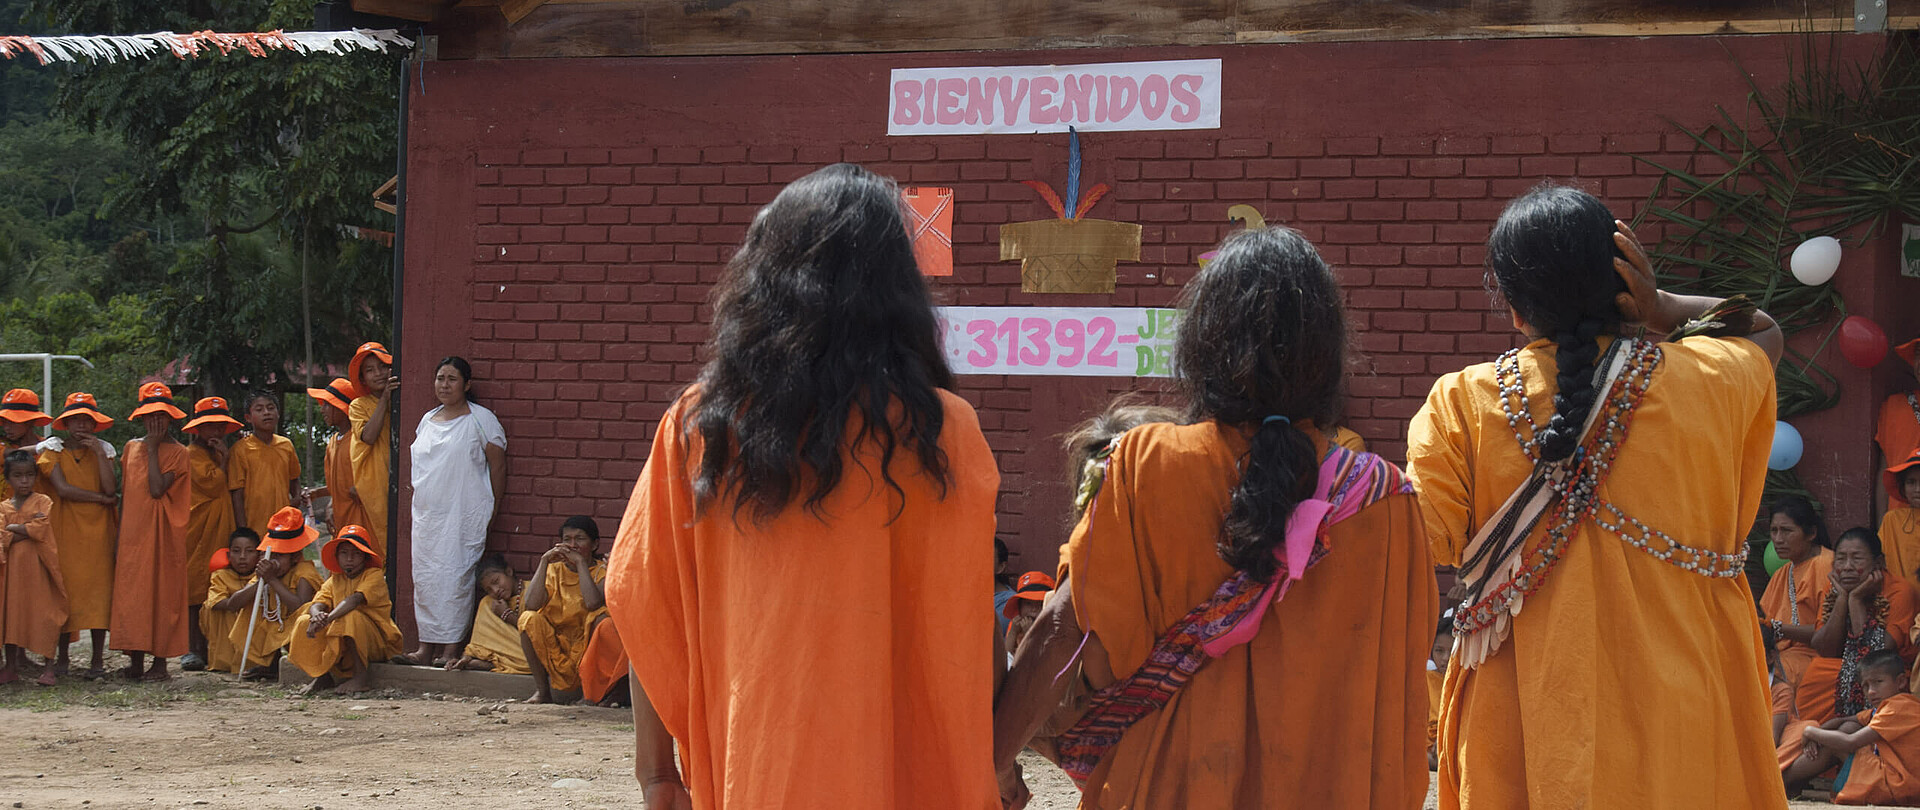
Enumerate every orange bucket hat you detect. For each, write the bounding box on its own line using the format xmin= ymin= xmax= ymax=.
xmin=305 ymin=377 xmax=356 ymax=414
xmin=1889 ymin=448 xmax=1920 ymax=508
xmin=347 ymin=342 xmax=393 ymax=399
xmin=260 ymin=506 xmax=318 ymax=556
xmin=53 ymin=392 xmax=113 ymax=429
xmin=0 ymin=389 xmax=53 ymax=427
xmin=182 ymin=396 xmax=244 ymax=435
xmin=127 ymin=381 xmax=187 ymax=421
xmin=322 ymin=524 xmax=383 ymax=574
xmin=1002 ymin=571 xmax=1057 ymax=618
xmin=1898 ymin=337 xmax=1920 ymax=369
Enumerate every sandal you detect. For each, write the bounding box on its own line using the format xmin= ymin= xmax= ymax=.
xmin=179 ymin=653 xmax=207 ymax=672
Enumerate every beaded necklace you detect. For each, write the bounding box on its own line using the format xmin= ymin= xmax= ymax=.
xmin=1455 ymin=338 xmax=1748 ymax=639
xmin=1821 ymin=586 xmax=1894 ymax=716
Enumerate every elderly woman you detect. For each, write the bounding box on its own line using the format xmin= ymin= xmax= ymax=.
xmin=1409 ymin=186 xmax=1786 ymax=808
xmin=994 ymin=226 xmax=1437 ymax=808
xmin=404 ymin=356 xmax=506 ymax=666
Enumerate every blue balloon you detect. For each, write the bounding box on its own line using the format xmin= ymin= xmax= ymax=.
xmin=1768 ymin=421 xmax=1804 ymax=470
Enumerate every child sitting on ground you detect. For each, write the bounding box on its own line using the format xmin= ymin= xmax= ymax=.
xmin=445 ymin=553 xmax=529 ymax=674
xmin=1786 ymin=649 xmax=1920 ymax=805
xmin=201 ymin=529 xmax=261 ymax=674
xmin=1002 ymin=571 xmax=1053 ymax=656
xmin=1 ymin=449 xmax=67 ymax=686
xmin=230 ymin=507 xmax=324 ymax=678
xmin=1883 ymin=453 xmax=1920 ymax=596
xmin=518 ymin=515 xmax=608 ymax=704
xmin=288 ymin=525 xmax=402 ymax=695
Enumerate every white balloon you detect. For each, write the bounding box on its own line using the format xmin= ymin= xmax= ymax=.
xmin=1790 ymin=236 xmax=1842 ymax=285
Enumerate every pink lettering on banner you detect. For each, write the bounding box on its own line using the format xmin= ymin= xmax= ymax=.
xmin=937 ymin=308 xmax=1170 ymax=377
xmin=1061 ymin=74 xmax=1095 ymax=124
xmin=1170 ymin=74 xmax=1203 ymax=123
xmin=1105 ymin=76 xmax=1137 ymax=120
xmin=965 ymin=77 xmax=994 ymax=125
xmin=1029 ymin=75 xmax=1061 ymax=125
xmin=1139 ymin=74 xmax=1169 ymax=119
xmin=991 ymin=76 xmax=1029 ymax=125
xmin=936 ymin=77 xmax=968 ymax=125
xmin=893 ymin=80 xmax=922 ymax=125
xmin=889 ymin=59 xmax=1219 ymax=135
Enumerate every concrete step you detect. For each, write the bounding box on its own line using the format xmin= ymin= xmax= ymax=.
xmin=277 ymin=658 xmax=536 ymax=701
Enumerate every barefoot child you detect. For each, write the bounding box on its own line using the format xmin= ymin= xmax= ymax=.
xmin=347 ymin=342 xmax=394 ymax=549
xmin=1786 ymin=650 xmax=1920 ymax=805
xmin=445 ymin=552 xmax=529 ymax=674
xmin=289 ymin=524 xmax=401 ymax=695
xmin=111 ymin=382 xmax=191 ymax=682
xmin=0 ymin=449 xmax=68 ymax=686
xmin=230 ymin=506 xmax=324 ymax=679
xmin=39 ymin=392 xmax=117 ymax=679
xmin=305 ymin=379 xmax=368 ymax=533
xmin=201 ymin=529 xmax=260 ymax=674
xmin=180 ymin=397 xmax=241 ymax=672
xmin=228 ymin=392 xmax=302 ymax=534
xmin=519 ymin=515 xmax=607 ymax=704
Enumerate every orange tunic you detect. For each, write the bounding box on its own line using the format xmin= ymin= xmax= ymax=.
xmin=287 ymin=566 xmax=403 ymax=678
xmin=1063 ymin=422 xmax=1434 ymax=808
xmin=1 ymin=492 xmax=68 ymax=657
xmin=1794 ymin=578 xmax=1920 ymax=723
xmin=579 ymin=616 xmax=629 ymax=704
xmin=227 ymin=433 xmax=299 ymax=533
xmin=347 ymin=396 xmax=389 ymax=547
xmin=323 ymin=434 xmax=368 ymax=534
xmin=1408 ymin=336 xmax=1783 ymax=810
xmin=38 ymin=443 xmax=116 ymax=632
xmin=231 ymin=559 xmax=326 ymax=669
xmin=1886 ymin=509 xmax=1920 ymax=598
xmin=1879 ymin=393 xmax=1920 ymax=509
xmin=110 ymin=440 xmax=191 ymax=657
xmin=184 ymin=444 xmax=235 ymax=606
xmin=605 ymin=390 xmax=1002 ymax=810
xmin=1839 ymin=692 xmax=1920 ymax=806
xmin=1762 ymin=549 xmax=1835 ymax=699
xmin=200 ymin=566 xmax=247 ymax=673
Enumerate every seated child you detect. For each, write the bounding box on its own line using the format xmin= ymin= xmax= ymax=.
xmin=201 ymin=529 xmax=261 ymax=674
xmin=1002 ymin=571 xmax=1054 ymax=656
xmin=229 ymin=507 xmax=324 ymax=679
xmin=445 ymin=553 xmax=530 ymax=674
xmin=518 ymin=515 xmax=608 ymax=704
xmin=1 ymin=449 xmax=68 ymax=686
xmin=1785 ymin=650 xmax=1920 ymax=805
xmin=288 ymin=525 xmax=402 ymax=695
xmin=1884 ymin=453 xmax=1920 ymax=595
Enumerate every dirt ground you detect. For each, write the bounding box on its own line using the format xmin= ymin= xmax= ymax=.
xmin=0 ymin=648 xmax=1865 ymax=810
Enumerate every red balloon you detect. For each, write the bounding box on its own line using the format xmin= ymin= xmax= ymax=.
xmin=1839 ymin=315 xmax=1890 ymax=368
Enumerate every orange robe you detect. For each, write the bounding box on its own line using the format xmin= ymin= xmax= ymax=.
xmin=1062 ymin=422 xmax=1434 ymax=808
xmin=227 ymin=432 xmax=299 ymax=533
xmin=110 ymin=439 xmax=191 ymax=658
xmin=1838 ymin=692 xmax=1920 ymax=806
xmin=1408 ymin=336 xmax=1783 ymax=810
xmin=579 ymin=615 xmax=629 ymax=704
xmin=287 ymin=566 xmax=402 ymax=678
xmin=1793 ymin=578 xmax=1920 ymax=723
xmin=322 ymin=434 xmax=367 ymax=534
xmin=518 ymin=559 xmax=607 ymax=693
xmin=1330 ymin=424 xmax=1367 ymax=453
xmin=231 ymin=559 xmax=326 ymax=669
xmin=184 ymin=444 xmax=235 ymax=606
xmin=1 ymin=492 xmax=68 ymax=656
xmin=1880 ymin=393 xmax=1920 ymax=510
xmin=606 ymin=390 xmax=1002 ymax=810
xmin=200 ymin=566 xmax=247 ymax=673
xmin=38 ymin=443 xmax=116 ymax=632
xmin=347 ymin=396 xmax=389 ymax=547
xmin=1762 ymin=549 xmax=1835 ymax=707
xmin=1887 ymin=509 xmax=1920 ymax=600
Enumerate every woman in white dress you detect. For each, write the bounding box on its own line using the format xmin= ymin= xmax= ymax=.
xmin=405 ymin=356 xmax=507 ymax=665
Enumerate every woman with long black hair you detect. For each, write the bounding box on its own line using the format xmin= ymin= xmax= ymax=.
xmin=1409 ymin=185 xmax=1786 ymax=808
xmin=994 ymin=226 xmax=1437 ymax=808
xmin=603 ymin=163 xmax=1002 ymax=810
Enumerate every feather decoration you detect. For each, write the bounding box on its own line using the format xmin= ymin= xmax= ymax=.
xmin=1022 ymin=180 xmax=1067 ymax=220
xmin=1074 ymin=184 xmax=1111 ymax=220
xmin=1668 ymin=294 xmax=1758 ymax=341
xmin=1066 ymin=127 xmax=1083 ymax=220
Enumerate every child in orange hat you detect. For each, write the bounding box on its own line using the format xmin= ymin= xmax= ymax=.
xmin=110 ymin=382 xmax=191 ymax=682
xmin=229 ymin=506 xmax=324 ymax=679
xmin=1884 ymin=452 xmax=1920 ymax=604
xmin=0 ymin=448 xmax=68 ymax=686
xmin=1001 ymin=571 xmax=1055 ymax=655
xmin=519 ymin=515 xmax=608 ymax=704
xmin=180 ymin=396 xmax=241 ymax=672
xmin=289 ymin=524 xmax=402 ymax=695
xmin=228 ymin=392 xmax=302 ymax=535
xmin=200 ymin=528 xmax=260 ymax=674
xmin=38 ymin=392 xmax=117 ymax=679
xmin=347 ymin=342 xmax=395 ymax=549
xmin=1878 ymin=337 xmax=1920 ymax=511
xmin=305 ymin=379 xmax=369 ymax=535
xmin=0 ymin=389 xmax=54 ymax=454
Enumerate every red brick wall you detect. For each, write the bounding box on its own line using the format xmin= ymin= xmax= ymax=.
xmin=395 ymin=35 xmax=1903 ymax=638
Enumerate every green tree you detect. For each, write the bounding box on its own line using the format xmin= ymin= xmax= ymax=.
xmin=0 ymin=291 xmax=171 ymax=450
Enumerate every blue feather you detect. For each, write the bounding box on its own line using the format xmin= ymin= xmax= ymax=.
xmin=1066 ymin=127 xmax=1082 ymax=220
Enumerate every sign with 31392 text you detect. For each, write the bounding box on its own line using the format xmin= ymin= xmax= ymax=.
xmin=936 ymin=307 xmax=1181 ymax=378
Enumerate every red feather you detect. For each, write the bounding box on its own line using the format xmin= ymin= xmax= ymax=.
xmin=1022 ymin=180 xmax=1067 ymax=220
xmin=1074 ymin=184 xmax=1111 ymax=219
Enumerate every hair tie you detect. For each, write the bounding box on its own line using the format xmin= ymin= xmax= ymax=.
xmin=1262 ymin=415 xmax=1291 ymax=428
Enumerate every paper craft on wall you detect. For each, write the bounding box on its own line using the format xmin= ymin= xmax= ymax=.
xmin=1197 ymin=204 xmax=1267 ymax=268
xmin=999 ymin=128 xmax=1142 ymax=294
xmin=904 ymin=187 xmax=954 ymax=277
